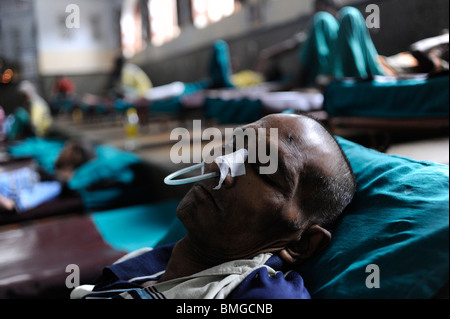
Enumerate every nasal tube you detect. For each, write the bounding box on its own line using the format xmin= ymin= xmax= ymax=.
xmin=164 ymin=149 xmax=248 ymax=188
xmin=164 ymin=163 xmax=219 ymax=186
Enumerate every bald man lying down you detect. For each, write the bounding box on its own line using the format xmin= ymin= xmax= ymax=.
xmin=72 ymin=114 xmax=356 ymax=299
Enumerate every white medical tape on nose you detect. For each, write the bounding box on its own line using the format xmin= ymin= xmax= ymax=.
xmin=213 ymin=148 xmax=248 ymax=190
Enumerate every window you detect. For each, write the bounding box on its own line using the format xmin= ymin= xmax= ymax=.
xmin=149 ymin=0 xmax=180 ymax=46
xmin=121 ymin=0 xmax=148 ymax=58
xmin=121 ymin=0 xmax=242 ymax=53
xmin=191 ymin=0 xmax=240 ymax=29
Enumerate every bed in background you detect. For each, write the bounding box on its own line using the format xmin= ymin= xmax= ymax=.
xmin=324 ymin=72 xmax=449 ymax=149
xmin=0 ymin=137 xmax=158 ymax=226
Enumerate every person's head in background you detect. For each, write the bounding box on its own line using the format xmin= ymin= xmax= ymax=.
xmin=55 ymin=140 xmax=96 ymax=182
xmin=17 ymin=80 xmax=36 ymax=107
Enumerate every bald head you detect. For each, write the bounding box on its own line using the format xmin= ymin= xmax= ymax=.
xmin=254 ymin=114 xmax=356 ymax=228
xmin=299 ymin=115 xmax=356 ymax=225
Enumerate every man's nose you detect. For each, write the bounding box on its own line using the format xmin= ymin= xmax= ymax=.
xmin=204 ymin=160 xmax=235 ymax=189
xmin=203 ymin=145 xmax=237 ymax=189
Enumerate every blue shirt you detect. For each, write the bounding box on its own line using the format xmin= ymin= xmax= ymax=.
xmin=72 ymin=243 xmax=311 ymax=299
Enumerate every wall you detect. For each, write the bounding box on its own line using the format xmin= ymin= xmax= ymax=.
xmin=367 ymin=0 xmax=449 ymax=56
xmin=33 ymin=0 xmax=122 ymax=99
xmin=34 ymin=0 xmax=121 ymax=75
xmin=131 ymin=0 xmax=315 ymax=85
xmin=0 ymin=0 xmax=38 ymax=81
xmin=0 ymin=0 xmax=39 ymax=113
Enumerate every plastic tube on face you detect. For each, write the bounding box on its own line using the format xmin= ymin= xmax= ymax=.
xmin=164 ymin=149 xmax=248 ymax=188
xmin=164 ymin=163 xmax=219 ymax=186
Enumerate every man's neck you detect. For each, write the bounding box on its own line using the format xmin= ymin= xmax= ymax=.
xmin=158 ymin=236 xmax=219 ymax=283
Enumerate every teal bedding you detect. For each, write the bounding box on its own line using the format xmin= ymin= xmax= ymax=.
xmin=8 ymin=137 xmax=65 ymax=174
xmin=67 ymin=145 xmax=141 ymax=190
xmin=205 ymin=97 xmax=263 ymax=124
xmin=150 ymin=39 xmax=233 ymax=114
xmin=325 ymin=74 xmax=449 ymax=118
xmin=91 ymin=201 xmax=180 ymax=252
xmin=298 ymin=137 xmax=449 ymax=298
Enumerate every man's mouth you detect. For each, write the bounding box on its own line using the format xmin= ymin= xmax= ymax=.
xmin=193 ymin=183 xmax=221 ymax=212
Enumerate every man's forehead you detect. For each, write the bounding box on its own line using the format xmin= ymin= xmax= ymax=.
xmin=253 ymin=115 xmax=322 ymax=141
xmin=253 ymin=115 xmax=310 ymax=161
xmin=256 ymin=114 xmax=312 ymax=127
xmin=257 ymin=114 xmax=336 ymax=165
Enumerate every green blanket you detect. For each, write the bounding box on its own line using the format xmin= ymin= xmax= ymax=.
xmin=325 ymin=74 xmax=449 ymax=118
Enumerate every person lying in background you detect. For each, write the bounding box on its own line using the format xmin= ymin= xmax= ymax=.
xmin=256 ymin=0 xmax=449 ymax=88
xmin=54 ymin=140 xmax=96 ymax=183
xmin=0 ymin=140 xmax=94 ymax=213
xmin=6 ymin=135 xmax=149 ymax=212
xmin=255 ymin=0 xmax=383 ymax=86
xmin=297 ymin=5 xmax=385 ymax=87
xmin=0 ymin=162 xmax=61 ymax=213
xmin=72 ymin=113 xmax=356 ymax=299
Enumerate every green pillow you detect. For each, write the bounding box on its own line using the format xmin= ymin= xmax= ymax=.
xmin=298 ymin=137 xmax=449 ymax=298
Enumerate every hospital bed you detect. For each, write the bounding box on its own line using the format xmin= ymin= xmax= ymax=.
xmin=150 ymin=71 xmax=448 ymax=131
xmin=1 ymin=60 xmax=448 ymax=298
xmin=323 ymin=72 xmax=449 ymax=149
xmin=0 ymin=137 xmax=156 ymax=226
xmin=0 ymin=137 xmax=447 ymax=299
xmin=179 ymin=86 xmax=324 ymax=124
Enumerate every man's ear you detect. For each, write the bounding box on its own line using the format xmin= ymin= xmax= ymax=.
xmin=279 ymin=225 xmax=331 ymax=264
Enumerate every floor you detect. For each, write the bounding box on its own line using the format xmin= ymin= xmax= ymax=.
xmin=386 ymin=136 xmax=449 ymax=165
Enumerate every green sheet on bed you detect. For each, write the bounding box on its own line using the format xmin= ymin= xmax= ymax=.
xmin=205 ymin=97 xmax=263 ymax=124
xmin=8 ymin=137 xmax=65 ymax=174
xmin=92 ymin=201 xmax=180 ymax=252
xmin=325 ymin=74 xmax=449 ymax=118
xmin=149 ymin=80 xmax=212 ymax=114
